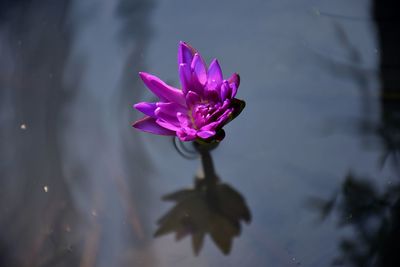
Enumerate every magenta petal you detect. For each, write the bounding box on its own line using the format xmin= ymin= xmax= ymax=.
xmin=230 ymin=83 xmax=238 ymax=98
xmin=177 ymin=112 xmax=191 ymax=127
xmin=139 ymin=72 xmax=185 ymax=106
xmin=133 ymin=116 xmax=175 ymax=136
xmin=185 ymin=91 xmax=200 ymax=107
xmin=196 ymin=130 xmax=216 ymax=139
xmin=179 ymin=63 xmax=192 ymax=95
xmin=156 ymin=102 xmax=187 ymax=116
xmin=154 ymin=108 xmax=180 ymax=127
xmin=176 ymin=128 xmax=197 ymax=141
xmin=178 ymin=41 xmax=196 ymax=66
xmin=207 ymin=59 xmax=223 ymax=87
xmin=228 ymin=73 xmax=240 ymax=88
xmin=156 ymin=118 xmax=180 ymax=131
xmin=134 ymin=102 xmax=157 ymax=117
xmin=220 ymin=80 xmax=232 ymax=101
xmin=191 ymin=53 xmax=207 ymax=85
xmin=228 ymin=73 xmax=240 ymax=98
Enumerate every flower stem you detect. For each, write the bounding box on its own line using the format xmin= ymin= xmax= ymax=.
xmin=194 ymin=142 xmax=219 ymax=186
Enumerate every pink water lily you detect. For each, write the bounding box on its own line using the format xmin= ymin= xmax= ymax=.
xmin=133 ymin=41 xmax=245 ymax=142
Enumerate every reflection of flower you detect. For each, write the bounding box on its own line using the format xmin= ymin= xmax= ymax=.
xmin=154 ymin=178 xmax=251 ymax=255
xmin=133 ymin=41 xmax=245 ymax=142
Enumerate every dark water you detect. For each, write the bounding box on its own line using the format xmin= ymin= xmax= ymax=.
xmin=0 ymin=0 xmax=399 ymax=266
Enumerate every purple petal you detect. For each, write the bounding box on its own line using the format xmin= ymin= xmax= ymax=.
xmin=228 ymin=73 xmax=240 ymax=98
xmin=177 ymin=112 xmax=191 ymax=127
xmin=156 ymin=119 xmax=180 ymax=131
xmin=220 ymin=80 xmax=232 ymax=101
xmin=156 ymin=102 xmax=187 ymax=115
xmin=185 ymin=91 xmax=201 ymax=107
xmin=139 ymin=72 xmax=185 ymax=106
xmin=179 ymin=63 xmax=192 ymax=95
xmin=207 ymin=59 xmax=223 ymax=88
xmin=154 ymin=107 xmax=180 ymax=126
xmin=228 ymin=73 xmax=240 ymax=88
xmin=230 ymin=83 xmax=238 ymax=98
xmin=191 ymin=53 xmax=207 ymax=85
xmin=134 ymin=102 xmax=157 ymax=117
xmin=196 ymin=130 xmax=216 ymax=139
xmin=133 ymin=116 xmax=175 ymax=136
xmin=178 ymin=41 xmax=196 ymax=66
xmin=176 ymin=127 xmax=197 ymax=141
xmin=209 ymin=99 xmax=230 ymax=119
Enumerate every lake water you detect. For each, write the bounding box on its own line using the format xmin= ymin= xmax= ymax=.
xmin=1 ymin=0 xmax=399 ymax=266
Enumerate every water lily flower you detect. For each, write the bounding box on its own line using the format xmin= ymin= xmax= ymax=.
xmin=133 ymin=41 xmax=245 ymax=142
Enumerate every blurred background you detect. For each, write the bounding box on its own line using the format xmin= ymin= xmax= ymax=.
xmin=0 ymin=0 xmax=399 ymax=266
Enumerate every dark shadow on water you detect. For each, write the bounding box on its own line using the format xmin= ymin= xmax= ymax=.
xmin=309 ymin=173 xmax=400 ymax=267
xmin=372 ymin=0 xmax=400 ymax=175
xmin=309 ymin=2 xmax=400 ymax=265
xmin=154 ymin=142 xmax=251 ymax=255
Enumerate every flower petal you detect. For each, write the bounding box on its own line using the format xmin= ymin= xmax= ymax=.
xmin=177 ymin=112 xmax=191 ymax=127
xmin=133 ymin=116 xmax=175 ymax=136
xmin=220 ymin=80 xmax=232 ymax=101
xmin=133 ymin=102 xmax=157 ymax=117
xmin=207 ymin=59 xmax=223 ymax=88
xmin=177 ymin=127 xmax=197 ymax=141
xmin=191 ymin=53 xmax=207 ymax=85
xmin=156 ymin=118 xmax=180 ymax=131
xmin=228 ymin=73 xmax=240 ymax=98
xmin=228 ymin=73 xmax=240 ymax=88
xmin=155 ymin=107 xmax=180 ymax=127
xmin=179 ymin=63 xmax=192 ymax=95
xmin=196 ymin=130 xmax=216 ymax=139
xmin=178 ymin=41 xmax=196 ymax=65
xmin=156 ymin=102 xmax=187 ymax=115
xmin=139 ymin=72 xmax=185 ymax=106
xmin=185 ymin=91 xmax=201 ymax=107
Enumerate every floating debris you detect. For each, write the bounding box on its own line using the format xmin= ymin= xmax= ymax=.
xmin=43 ymin=185 xmax=49 ymax=192
xmin=20 ymin=124 xmax=27 ymax=130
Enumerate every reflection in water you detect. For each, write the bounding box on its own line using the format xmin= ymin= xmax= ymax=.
xmin=0 ymin=0 xmax=156 ymax=266
xmin=311 ymin=2 xmax=400 ymax=265
xmin=373 ymin=0 xmax=400 ymax=175
xmin=0 ymin=1 xmax=79 ymax=266
xmin=311 ymin=173 xmax=400 ymax=267
xmin=155 ymin=142 xmax=251 ymax=255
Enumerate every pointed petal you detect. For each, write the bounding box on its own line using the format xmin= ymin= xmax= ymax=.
xmin=156 ymin=119 xmax=180 ymax=131
xmin=191 ymin=53 xmax=207 ymax=85
xmin=139 ymin=72 xmax=185 ymax=106
xmin=207 ymin=59 xmax=223 ymax=88
xmin=179 ymin=63 xmax=192 ymax=95
xmin=230 ymin=83 xmax=238 ymax=99
xmin=220 ymin=80 xmax=232 ymax=101
xmin=133 ymin=116 xmax=175 ymax=136
xmin=196 ymin=130 xmax=216 ymax=139
xmin=228 ymin=73 xmax=240 ymax=88
xmin=185 ymin=91 xmax=200 ymax=107
xmin=133 ymin=102 xmax=157 ymax=117
xmin=178 ymin=41 xmax=196 ymax=65
xmin=228 ymin=73 xmax=240 ymax=98
xmin=156 ymin=102 xmax=187 ymax=115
